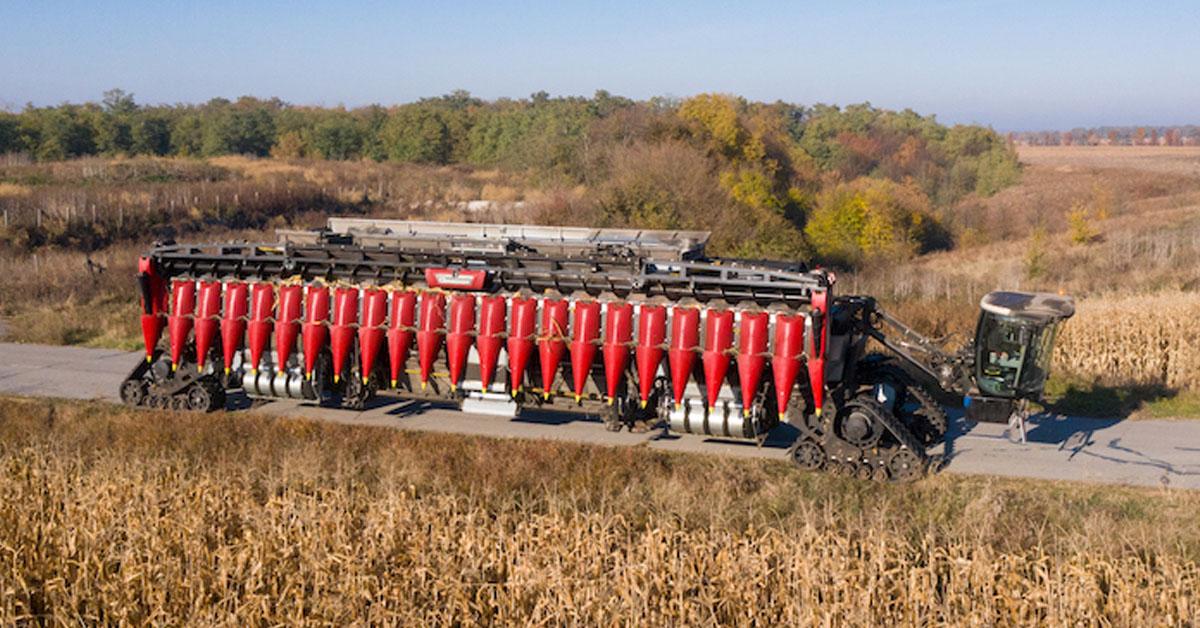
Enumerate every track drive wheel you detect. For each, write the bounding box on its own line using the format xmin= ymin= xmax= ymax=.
xmin=120 ymin=379 xmax=147 ymax=407
xmin=886 ymin=449 xmax=923 ymax=483
xmin=789 ymin=438 xmax=825 ymax=472
xmin=186 ymin=379 xmax=226 ymax=412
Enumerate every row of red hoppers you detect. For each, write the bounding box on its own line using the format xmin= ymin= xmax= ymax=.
xmin=140 ymin=278 xmax=828 ymax=418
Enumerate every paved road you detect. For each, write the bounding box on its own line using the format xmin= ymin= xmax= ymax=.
xmin=0 ymin=342 xmax=1197 ymax=489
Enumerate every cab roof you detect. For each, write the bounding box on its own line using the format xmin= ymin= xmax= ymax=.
xmin=980 ymin=291 xmax=1075 ymax=322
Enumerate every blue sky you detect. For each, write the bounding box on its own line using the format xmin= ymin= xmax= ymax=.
xmin=1 ymin=1 xmax=1196 ymax=130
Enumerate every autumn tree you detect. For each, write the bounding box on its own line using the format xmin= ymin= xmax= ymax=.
xmin=805 ymin=177 xmax=946 ymax=267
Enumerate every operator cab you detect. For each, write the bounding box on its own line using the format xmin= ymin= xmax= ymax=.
xmin=973 ymin=291 xmax=1075 ymax=401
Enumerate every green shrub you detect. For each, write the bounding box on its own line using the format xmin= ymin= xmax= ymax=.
xmin=805 ymin=177 xmax=943 ymax=267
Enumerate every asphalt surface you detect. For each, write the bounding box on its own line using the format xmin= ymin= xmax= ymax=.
xmin=0 ymin=342 xmax=1197 ymax=489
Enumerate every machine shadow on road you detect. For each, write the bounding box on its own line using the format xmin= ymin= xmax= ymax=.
xmin=384 ymin=397 xmax=460 ymax=417
xmin=512 ymin=407 xmax=605 ymax=426
xmin=648 ymin=422 xmax=800 ymax=450
xmin=943 ymin=408 xmax=1200 ymax=482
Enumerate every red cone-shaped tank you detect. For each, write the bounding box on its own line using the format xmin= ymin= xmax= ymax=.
xmin=359 ymin=288 xmax=387 ymax=385
xmin=668 ymin=306 xmax=700 ymax=407
xmin=220 ymin=282 xmax=248 ymax=375
xmin=137 ymin=256 xmax=167 ymax=362
xmin=167 ymin=279 xmax=196 ymax=371
xmin=445 ymin=293 xmax=476 ymax=390
xmin=416 ymin=291 xmax=446 ymax=389
xmin=246 ymin=283 xmax=274 ymax=374
xmin=772 ymin=313 xmax=805 ymax=420
xmin=193 ymin=280 xmax=222 ymax=371
xmin=275 ymin=284 xmax=303 ymax=371
xmin=386 ymin=290 xmax=417 ymax=387
xmin=538 ymin=298 xmax=569 ymax=398
xmin=807 ymin=291 xmax=830 ymax=416
xmin=736 ymin=311 xmax=769 ymax=416
xmin=330 ymin=287 xmax=359 ymax=383
xmin=602 ymin=302 xmax=633 ymax=402
xmin=140 ymin=312 xmax=165 ymax=363
xmin=507 ymin=296 xmax=537 ymax=396
xmin=701 ymin=309 xmax=735 ymax=411
xmin=635 ymin=304 xmax=667 ymax=407
xmin=301 ymin=285 xmax=330 ymax=379
xmin=476 ymin=295 xmax=507 ymax=390
xmin=570 ymin=301 xmax=601 ymax=401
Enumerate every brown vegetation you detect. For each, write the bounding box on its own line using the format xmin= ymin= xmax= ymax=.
xmin=0 ymin=156 xmax=533 ymax=251
xmin=1055 ymin=292 xmax=1200 ymax=390
xmin=0 ymin=397 xmax=1196 ymax=624
xmin=944 ymin=145 xmax=1200 ymax=243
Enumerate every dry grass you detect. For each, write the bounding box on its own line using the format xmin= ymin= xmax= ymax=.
xmin=1018 ymin=146 xmax=1200 ymax=176
xmin=0 ymin=183 xmax=33 ymax=198
xmin=0 ymin=245 xmax=139 ymax=346
xmin=1055 ymin=292 xmax=1200 ymax=390
xmin=0 ymin=397 xmax=1197 ymax=624
xmin=946 ymin=146 xmax=1200 ymax=244
xmin=0 ymin=156 xmax=538 ymax=251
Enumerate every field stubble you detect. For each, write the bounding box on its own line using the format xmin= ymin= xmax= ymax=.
xmin=0 ymin=398 xmax=1196 ymax=624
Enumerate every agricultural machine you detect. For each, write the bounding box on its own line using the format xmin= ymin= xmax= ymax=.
xmin=121 ymin=218 xmax=1075 ymax=482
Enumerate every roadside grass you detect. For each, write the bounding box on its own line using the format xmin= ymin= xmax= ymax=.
xmin=1043 ymin=376 xmax=1200 ymax=419
xmin=2 ymin=291 xmax=140 ymax=349
xmin=0 ymin=397 xmax=1197 ymax=623
xmin=1136 ymin=389 xmax=1200 ymax=419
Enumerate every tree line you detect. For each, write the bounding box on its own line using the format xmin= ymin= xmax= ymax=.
xmin=1013 ymin=126 xmax=1200 ymax=147
xmin=0 ymin=89 xmax=1021 ymax=265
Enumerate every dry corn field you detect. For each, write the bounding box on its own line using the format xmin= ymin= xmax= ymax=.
xmin=0 ymin=399 xmax=1196 ymax=625
xmin=1055 ymin=292 xmax=1200 ymax=390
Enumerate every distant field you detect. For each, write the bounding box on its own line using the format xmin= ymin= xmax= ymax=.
xmin=1018 ymin=145 xmax=1200 ymax=176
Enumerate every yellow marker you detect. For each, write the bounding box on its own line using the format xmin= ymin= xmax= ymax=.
xmin=305 ymin=372 xmax=311 ymax=381
xmin=390 ymin=379 xmax=397 ymax=388
xmin=197 ymin=365 xmax=204 ymax=373
xmin=606 ymin=397 xmax=614 ymax=406
xmin=742 ymin=408 xmax=750 ymax=418
xmin=333 ymin=374 xmax=340 ymax=383
xmin=511 ymin=389 xmax=519 ymax=398
xmin=675 ymin=402 xmax=682 ymax=410
xmin=778 ymin=411 xmax=787 ymax=421
xmin=224 ymin=367 xmax=231 ymax=376
xmin=362 ymin=376 xmax=369 ymax=385
xmin=146 ymin=355 xmax=153 ymax=363
xmin=543 ymin=392 xmax=550 ymax=400
xmin=709 ymin=406 xmax=716 ymax=414
xmin=421 ymin=380 xmax=427 ymax=391
xmin=252 ymin=368 xmax=258 ymax=376
xmin=814 ymin=407 xmax=822 ymax=417
xmin=450 ymin=383 xmax=458 ymax=392
xmin=170 ymin=362 xmax=177 ymax=372
xmin=639 ymin=399 xmax=647 ymax=409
